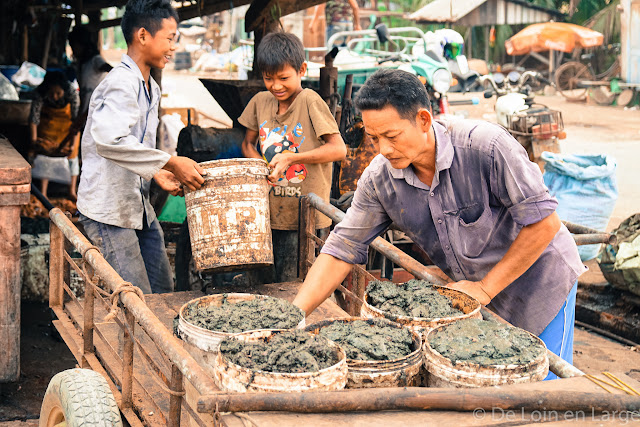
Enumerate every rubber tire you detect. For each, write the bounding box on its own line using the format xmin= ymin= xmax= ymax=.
xmin=39 ymin=368 xmax=122 ymax=427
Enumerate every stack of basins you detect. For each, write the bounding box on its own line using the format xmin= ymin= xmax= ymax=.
xmin=177 ymin=293 xmax=348 ymax=392
xmin=176 ymin=280 xmax=549 ymax=393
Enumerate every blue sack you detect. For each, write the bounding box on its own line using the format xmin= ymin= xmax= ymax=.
xmin=541 ymin=153 xmax=618 ymax=261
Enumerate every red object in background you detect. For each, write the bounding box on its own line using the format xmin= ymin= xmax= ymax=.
xmin=439 ymin=96 xmax=451 ymax=116
xmin=489 ymin=26 xmax=496 ymax=48
xmin=532 ymin=122 xmax=559 ymax=139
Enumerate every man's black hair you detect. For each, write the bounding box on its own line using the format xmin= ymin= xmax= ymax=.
xmin=121 ymin=0 xmax=179 ymax=45
xmin=354 ymin=69 xmax=431 ymax=122
xmin=255 ymin=32 xmax=305 ymax=75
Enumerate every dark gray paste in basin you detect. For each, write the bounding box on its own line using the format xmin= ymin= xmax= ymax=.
xmin=220 ymin=330 xmax=340 ymax=373
xmin=430 ymin=318 xmax=546 ymax=366
xmin=319 ymin=320 xmax=414 ymax=361
xmin=183 ymin=295 xmax=304 ymax=333
xmin=367 ymin=279 xmax=463 ymax=318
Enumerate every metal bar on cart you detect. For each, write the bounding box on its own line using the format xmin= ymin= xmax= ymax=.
xmin=199 ymin=387 xmax=640 ymax=414
xmin=48 ymin=208 xmax=218 ymax=397
xmin=302 ymin=193 xmax=585 ymax=379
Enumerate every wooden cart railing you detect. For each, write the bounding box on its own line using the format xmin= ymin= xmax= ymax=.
xmin=49 ymin=208 xmax=217 ymax=426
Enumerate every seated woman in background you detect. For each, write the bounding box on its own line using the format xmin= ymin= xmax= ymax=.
xmin=29 ymin=71 xmax=80 ymax=200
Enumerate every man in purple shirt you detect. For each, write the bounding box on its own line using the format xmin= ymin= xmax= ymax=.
xmin=293 ymin=69 xmax=585 ymax=377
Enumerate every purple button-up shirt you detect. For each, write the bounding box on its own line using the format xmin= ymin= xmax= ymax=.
xmin=322 ymin=119 xmax=585 ymax=335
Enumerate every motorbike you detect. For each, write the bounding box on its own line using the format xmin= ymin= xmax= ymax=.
xmin=480 ymin=70 xmax=565 ymax=170
xmin=322 ymin=25 xmax=472 ymax=117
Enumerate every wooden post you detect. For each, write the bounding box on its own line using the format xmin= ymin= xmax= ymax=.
xmin=485 ymin=26 xmax=490 ymax=63
xmin=41 ymin=16 xmax=55 ymax=70
xmin=298 ymin=197 xmax=316 ymax=279
xmin=81 ymin=276 xmax=95 ymax=368
xmin=22 ymin=24 xmax=28 ymax=63
xmin=0 ymin=205 xmax=22 ymax=381
xmin=168 ymin=364 xmax=184 ymax=427
xmin=0 ymin=139 xmax=31 ymax=381
xmin=49 ymin=220 xmax=65 ymax=308
xmin=348 ymin=265 xmax=366 ymax=315
xmin=121 ymin=309 xmax=135 ymax=409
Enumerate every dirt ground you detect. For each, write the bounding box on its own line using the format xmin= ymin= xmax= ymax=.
xmin=1 ymin=89 xmax=639 ymax=425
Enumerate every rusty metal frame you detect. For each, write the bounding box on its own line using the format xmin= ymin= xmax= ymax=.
xmin=295 ymin=193 xmax=587 ymax=379
xmin=48 ymin=208 xmax=217 ymax=426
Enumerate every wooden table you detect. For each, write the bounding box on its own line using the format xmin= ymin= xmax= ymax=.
xmin=0 ymin=138 xmax=30 ymax=382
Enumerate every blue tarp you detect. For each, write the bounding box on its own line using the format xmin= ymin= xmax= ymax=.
xmin=542 ymin=152 xmax=618 ymax=261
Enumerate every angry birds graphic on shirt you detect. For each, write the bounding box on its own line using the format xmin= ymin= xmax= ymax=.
xmin=259 ymin=121 xmax=308 ymax=187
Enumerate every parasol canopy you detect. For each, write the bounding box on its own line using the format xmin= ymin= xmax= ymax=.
xmin=505 ymin=22 xmax=604 ymax=55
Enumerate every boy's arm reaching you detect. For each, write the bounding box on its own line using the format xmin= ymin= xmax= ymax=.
xmin=268 ymin=132 xmax=346 ymax=183
xmin=90 ymin=79 xmax=204 ymax=189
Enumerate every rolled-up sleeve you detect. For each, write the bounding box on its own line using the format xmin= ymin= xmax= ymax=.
xmin=489 ymin=131 xmax=557 ymax=226
xmin=321 ymin=167 xmax=392 ymax=264
xmin=90 ymin=79 xmax=170 ymax=181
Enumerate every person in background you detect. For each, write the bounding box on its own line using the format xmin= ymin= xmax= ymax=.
xmin=309 ymin=0 xmax=362 ymax=48
xmin=239 ymin=32 xmax=347 ymax=283
xmin=29 ymin=70 xmax=81 ymax=199
xmin=68 ymin=25 xmax=113 ymax=116
xmin=77 ymin=0 xmax=205 ymax=294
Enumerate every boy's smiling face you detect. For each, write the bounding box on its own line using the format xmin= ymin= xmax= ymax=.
xmin=262 ymin=63 xmax=307 ymax=104
xmin=143 ymin=17 xmax=177 ymax=69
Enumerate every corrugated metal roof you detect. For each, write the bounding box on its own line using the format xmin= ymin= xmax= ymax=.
xmin=409 ymin=0 xmax=488 ymax=23
xmin=410 ymin=0 xmax=563 ymax=25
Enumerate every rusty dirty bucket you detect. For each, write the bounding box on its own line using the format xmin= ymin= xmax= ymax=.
xmin=176 ymin=293 xmax=305 ymax=353
xmin=184 ymin=158 xmax=272 ymax=272
xmin=423 ymin=322 xmax=549 ymax=388
xmin=213 ymin=330 xmax=348 ymax=393
xmin=305 ymin=317 xmax=423 ymax=388
xmin=360 ymin=284 xmax=482 ymax=338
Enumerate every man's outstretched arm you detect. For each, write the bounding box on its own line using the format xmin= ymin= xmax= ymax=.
xmin=293 ymin=253 xmax=353 ymax=316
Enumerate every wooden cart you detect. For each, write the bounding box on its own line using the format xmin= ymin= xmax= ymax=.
xmin=42 ymin=196 xmax=640 ymax=426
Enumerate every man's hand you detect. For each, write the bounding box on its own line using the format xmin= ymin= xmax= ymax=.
xmin=163 ymin=156 xmax=206 ymax=191
xmin=448 ymin=280 xmax=492 ymax=305
xmin=154 ymin=169 xmax=183 ymax=196
xmin=268 ymin=151 xmax=297 ymax=183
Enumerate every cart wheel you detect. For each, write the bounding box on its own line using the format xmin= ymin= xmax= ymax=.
xmin=555 ymin=61 xmax=594 ymax=101
xmin=39 ymin=368 xmax=122 ymax=427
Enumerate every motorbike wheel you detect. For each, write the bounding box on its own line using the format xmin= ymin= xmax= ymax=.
xmin=555 ymin=62 xmax=594 ymax=101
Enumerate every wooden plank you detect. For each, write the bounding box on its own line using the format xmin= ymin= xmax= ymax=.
xmin=0 ymin=139 xmax=30 ymax=185
xmin=0 ymin=205 xmax=21 ymax=381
